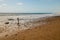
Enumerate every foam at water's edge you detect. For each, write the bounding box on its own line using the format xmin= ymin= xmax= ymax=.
xmin=52 ymin=13 xmax=60 ymax=16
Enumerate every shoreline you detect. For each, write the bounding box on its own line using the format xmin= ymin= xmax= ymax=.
xmin=0 ymin=16 xmax=60 ymax=40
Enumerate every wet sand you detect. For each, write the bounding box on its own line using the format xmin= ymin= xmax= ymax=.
xmin=0 ymin=16 xmax=60 ymax=40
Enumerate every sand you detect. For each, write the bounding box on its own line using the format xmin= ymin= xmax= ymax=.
xmin=0 ymin=16 xmax=60 ymax=40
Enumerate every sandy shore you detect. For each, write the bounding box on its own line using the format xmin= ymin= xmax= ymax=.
xmin=0 ymin=16 xmax=60 ymax=40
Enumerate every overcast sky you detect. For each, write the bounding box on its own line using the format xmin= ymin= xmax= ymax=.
xmin=0 ymin=0 xmax=60 ymax=13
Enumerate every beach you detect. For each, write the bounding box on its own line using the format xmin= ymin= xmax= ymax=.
xmin=0 ymin=15 xmax=60 ymax=40
xmin=0 ymin=0 xmax=60 ymax=40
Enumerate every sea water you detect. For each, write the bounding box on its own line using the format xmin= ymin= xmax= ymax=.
xmin=0 ymin=13 xmax=53 ymax=22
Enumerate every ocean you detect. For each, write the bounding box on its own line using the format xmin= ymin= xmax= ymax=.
xmin=0 ymin=13 xmax=53 ymax=21
xmin=0 ymin=13 xmax=53 ymax=19
xmin=0 ymin=13 xmax=52 ymax=16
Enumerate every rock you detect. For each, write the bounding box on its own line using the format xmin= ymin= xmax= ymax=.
xmin=5 ymin=22 xmax=9 ymax=24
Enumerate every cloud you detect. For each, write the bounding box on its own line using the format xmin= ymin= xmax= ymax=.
xmin=0 ymin=3 xmax=7 ymax=8
xmin=0 ymin=0 xmax=7 ymax=2
xmin=0 ymin=5 xmax=25 ymax=13
xmin=0 ymin=0 xmax=5 ymax=2
xmin=16 ymin=2 xmax=23 ymax=6
xmin=2 ymin=4 xmax=7 ymax=6
xmin=0 ymin=0 xmax=3 ymax=1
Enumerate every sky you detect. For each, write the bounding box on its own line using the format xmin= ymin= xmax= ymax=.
xmin=0 ymin=0 xmax=60 ymax=13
